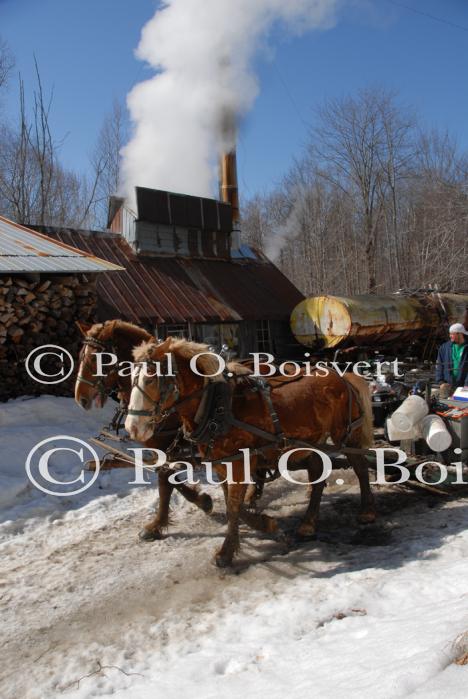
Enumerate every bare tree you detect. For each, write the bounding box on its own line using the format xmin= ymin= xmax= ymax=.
xmin=242 ymin=88 xmax=467 ymax=298
xmin=91 ymin=99 xmax=128 ymax=227
xmin=241 ymin=194 xmax=268 ymax=250
xmin=0 ymin=36 xmax=14 ymax=90
xmin=402 ymin=129 xmax=468 ymax=291
xmin=309 ymin=88 xmax=415 ymax=292
xmin=0 ymin=60 xmax=100 ymax=228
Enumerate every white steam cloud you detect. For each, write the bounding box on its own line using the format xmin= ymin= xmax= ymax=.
xmin=121 ymin=0 xmax=338 ymax=203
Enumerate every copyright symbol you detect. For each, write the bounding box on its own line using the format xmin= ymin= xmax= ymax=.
xmin=25 ymin=344 xmax=74 ymax=385
xmin=25 ymin=435 xmax=100 ymax=497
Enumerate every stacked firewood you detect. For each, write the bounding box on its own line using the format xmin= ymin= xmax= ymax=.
xmin=0 ymin=274 xmax=97 ymax=401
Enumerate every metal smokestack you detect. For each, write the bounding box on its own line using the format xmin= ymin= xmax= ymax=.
xmin=220 ymin=150 xmax=240 ymax=224
xmin=220 ymin=150 xmax=241 ymax=250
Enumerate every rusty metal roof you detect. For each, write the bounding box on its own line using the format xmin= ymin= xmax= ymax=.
xmin=34 ymin=226 xmax=303 ymax=324
xmin=0 ymin=216 xmax=124 ymax=273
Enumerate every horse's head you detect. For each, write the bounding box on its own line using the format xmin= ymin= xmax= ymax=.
xmin=125 ymin=338 xmax=176 ymax=442
xmin=75 ymin=320 xmax=120 ymax=410
xmin=126 ymin=336 xmax=232 ymax=441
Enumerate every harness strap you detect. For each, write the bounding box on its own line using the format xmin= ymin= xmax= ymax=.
xmin=76 ymin=374 xmax=97 ymax=388
xmin=126 ymin=408 xmax=155 ymax=417
xmin=110 ymin=404 xmax=126 ymax=436
xmin=154 ymin=428 xmax=180 ymax=437
xmin=227 ymin=415 xmax=282 ymax=443
xmin=258 ymin=380 xmax=284 ymax=438
xmin=83 ymin=335 xmax=109 ymax=350
xmin=341 ymin=377 xmax=364 ymax=445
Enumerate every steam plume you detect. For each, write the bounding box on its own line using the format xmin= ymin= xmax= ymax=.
xmin=121 ymin=0 xmax=338 ymax=202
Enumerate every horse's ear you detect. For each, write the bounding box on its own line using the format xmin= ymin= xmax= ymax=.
xmin=154 ymin=337 xmax=172 ymax=358
xmin=75 ymin=320 xmax=92 ymax=337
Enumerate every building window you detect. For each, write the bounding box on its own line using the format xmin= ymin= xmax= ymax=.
xmin=163 ymin=323 xmax=189 ymax=339
xmin=256 ymin=320 xmax=271 ymax=353
xmin=196 ymin=323 xmax=220 ymax=349
xmin=195 ymin=323 xmax=240 ymax=354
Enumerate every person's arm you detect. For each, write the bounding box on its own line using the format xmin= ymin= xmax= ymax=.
xmin=463 ymin=346 xmax=468 ymax=387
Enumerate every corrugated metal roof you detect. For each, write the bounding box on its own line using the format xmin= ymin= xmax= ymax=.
xmin=0 ymin=216 xmax=124 ymax=273
xmin=34 ymin=226 xmax=304 ymax=324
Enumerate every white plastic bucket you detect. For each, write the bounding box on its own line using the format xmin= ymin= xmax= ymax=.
xmin=420 ymin=414 xmax=452 ymax=453
xmin=386 ymin=417 xmax=421 ymax=441
xmin=391 ymin=395 xmax=429 ymax=432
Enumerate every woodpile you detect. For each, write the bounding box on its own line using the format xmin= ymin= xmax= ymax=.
xmin=0 ymin=274 xmax=97 ymax=401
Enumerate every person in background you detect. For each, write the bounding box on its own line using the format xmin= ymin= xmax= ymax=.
xmin=435 ymin=323 xmax=468 ymax=392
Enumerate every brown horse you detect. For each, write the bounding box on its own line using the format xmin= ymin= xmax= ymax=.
xmin=74 ymin=320 xmax=213 ymax=535
xmin=125 ymin=338 xmax=375 ymax=567
xmin=75 ymin=319 xmax=150 ymax=410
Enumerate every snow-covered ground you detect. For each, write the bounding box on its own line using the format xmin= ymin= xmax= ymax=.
xmin=1 ymin=396 xmax=467 ymax=699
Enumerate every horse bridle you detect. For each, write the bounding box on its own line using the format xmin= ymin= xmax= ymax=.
xmin=127 ymin=358 xmax=180 ymax=423
xmin=127 ymin=357 xmax=206 ymax=426
xmin=77 ymin=334 xmax=121 ymax=402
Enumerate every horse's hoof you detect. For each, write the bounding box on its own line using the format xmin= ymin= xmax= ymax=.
xmin=263 ymin=515 xmax=278 ymax=534
xmin=357 ymin=512 xmax=376 ymax=525
xmin=244 ymin=501 xmax=257 ymax=512
xmin=295 ymin=531 xmax=317 ymax=542
xmin=139 ymin=528 xmax=163 ymax=542
xmin=295 ymin=524 xmax=317 ymax=542
xmin=215 ymin=552 xmax=232 ymax=568
xmin=199 ymin=493 xmax=213 ymax=514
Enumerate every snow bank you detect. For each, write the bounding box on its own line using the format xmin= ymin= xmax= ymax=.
xmin=0 ymin=395 xmax=139 ymax=517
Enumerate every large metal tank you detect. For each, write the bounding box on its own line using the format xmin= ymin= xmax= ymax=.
xmin=291 ymin=293 xmax=468 ymax=349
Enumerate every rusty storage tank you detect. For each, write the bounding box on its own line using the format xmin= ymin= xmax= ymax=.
xmin=290 ymin=293 xmax=468 ymax=349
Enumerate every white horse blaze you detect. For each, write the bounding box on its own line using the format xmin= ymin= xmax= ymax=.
xmin=125 ymin=369 xmax=155 ymax=441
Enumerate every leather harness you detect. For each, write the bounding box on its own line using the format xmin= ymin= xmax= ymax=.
xmin=128 ymin=357 xmax=366 ymax=464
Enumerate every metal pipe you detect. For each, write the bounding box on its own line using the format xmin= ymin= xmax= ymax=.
xmin=219 ymin=150 xmax=240 ymax=226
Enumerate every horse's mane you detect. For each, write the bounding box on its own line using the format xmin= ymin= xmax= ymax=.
xmin=133 ymin=337 xmax=249 ymax=377
xmin=89 ymin=320 xmax=152 ymax=344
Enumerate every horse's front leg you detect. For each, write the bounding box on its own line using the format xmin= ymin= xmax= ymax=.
xmin=139 ymin=466 xmax=175 ymax=541
xmin=244 ymin=455 xmax=271 ymax=508
xmin=171 ymin=476 xmax=213 ymax=514
xmin=296 ymin=456 xmax=326 ymax=539
xmin=215 ymin=481 xmax=247 ymax=568
xmin=140 ymin=467 xmax=214 ymax=541
xmin=244 ymin=477 xmax=265 ymax=508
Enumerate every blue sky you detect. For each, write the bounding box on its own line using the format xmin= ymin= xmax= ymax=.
xmin=1 ymin=0 xmax=467 ymax=199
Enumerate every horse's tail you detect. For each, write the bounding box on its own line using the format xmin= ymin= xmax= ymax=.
xmin=342 ymin=373 xmax=374 ymax=448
